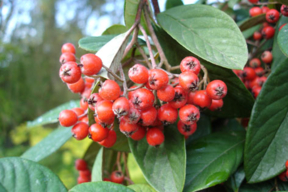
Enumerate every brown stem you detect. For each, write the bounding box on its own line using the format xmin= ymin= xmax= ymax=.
xmin=127 ymin=83 xmax=145 ymax=91
xmin=135 ymin=43 xmax=152 ymax=69
xmin=78 ymin=110 xmax=88 ymax=118
xmin=200 ymin=64 xmax=209 ymax=89
xmin=119 ymin=65 xmax=128 ymax=98
xmin=102 ymin=65 xmax=123 ymax=82
xmin=256 ymin=2 xmax=279 ymax=5
xmin=135 ymin=0 xmax=146 ymax=22
xmin=170 ymin=66 xmax=180 ymax=71
xmin=116 ymin=152 xmax=122 ymax=172
xmin=151 ymin=0 xmax=160 ymax=16
xmin=124 ymin=177 xmax=134 ymax=185
xmin=122 ymin=153 xmax=132 ymax=183
xmin=250 ymin=39 xmax=267 ymax=59
xmin=123 ymin=27 xmax=139 ymax=58
xmin=275 ymin=178 xmax=279 ymax=191
xmin=246 ymin=40 xmax=258 ymax=47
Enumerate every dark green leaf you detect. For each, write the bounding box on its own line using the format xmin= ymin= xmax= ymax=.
xmin=278 ymin=178 xmax=288 ymax=190
xmin=78 ymin=35 xmax=116 ymax=52
xmin=225 ymin=166 xmax=245 ymax=192
xmin=157 ymin=4 xmax=248 ymax=70
xmin=276 ymin=0 xmax=288 ymax=5
xmin=154 ymin=26 xmax=254 ymax=118
xmin=234 ymin=9 xmax=249 ymax=23
xmin=242 ymin=24 xmax=261 ymax=39
xmin=83 ymin=142 xmax=101 ymax=170
xmin=27 ymin=100 xmax=80 ymax=128
xmin=165 ymin=0 xmax=183 ymax=10
xmin=92 ymin=147 xmax=103 ymax=182
xmin=21 ymin=127 xmax=72 ymax=162
xmin=103 ymin=148 xmax=118 ymax=174
xmin=244 ymin=59 xmax=288 ymax=183
xmin=278 ymin=24 xmax=288 ymax=57
xmin=0 ymin=157 xmax=66 ymax=192
xmin=102 ymin=25 xmax=128 ymax=35
xmin=215 ymin=119 xmax=245 ymax=133
xmin=69 ymin=182 xmax=134 ymax=192
xmin=110 ymin=120 xmax=130 ymax=152
xmin=129 ymin=124 xmax=186 ymax=192
xmin=184 ymin=131 xmax=245 ymax=192
xmin=239 ymin=14 xmax=266 ymax=31
xmin=128 ymin=184 xmax=156 ymax=192
xmin=239 ymin=180 xmax=274 ymax=192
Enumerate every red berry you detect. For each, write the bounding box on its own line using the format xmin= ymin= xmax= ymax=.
xmin=206 ymin=80 xmax=228 ymax=100
xmin=248 ymin=0 xmax=258 ymax=3
xmin=285 ymin=160 xmax=288 ymax=168
xmin=79 ymin=170 xmax=91 ymax=179
xmin=59 ymin=110 xmax=78 ymax=127
xmin=130 ymin=88 xmax=154 ymax=110
xmin=128 ymin=64 xmax=149 ymax=84
xmin=98 ymin=129 xmax=117 ymax=148
xmin=59 ymin=62 xmax=81 ymax=84
xmin=99 ymin=80 xmax=121 ymax=101
xmin=253 ymin=31 xmax=262 ymax=41
xmin=81 ymin=116 xmax=89 ymax=124
xmin=67 ymin=78 xmax=85 ymax=93
xmin=88 ymin=123 xmax=109 ymax=142
xmin=140 ymin=107 xmax=157 ymax=126
xmin=278 ymin=171 xmax=288 ymax=182
xmin=80 ymin=98 xmax=88 ymax=110
xmin=266 ymin=9 xmax=280 ymax=23
xmin=179 ymin=71 xmax=199 ymax=92
xmin=250 ymin=76 xmax=267 ymax=88
xmin=157 ymin=84 xmax=175 ymax=102
xmin=112 ymin=97 xmax=130 ymax=118
xmin=72 ymin=107 xmax=85 ymax=119
xmin=180 ymin=56 xmax=201 ymax=75
xmin=281 ymin=5 xmax=288 ymax=16
xmin=252 ymin=86 xmax=261 ymax=98
xmin=261 ymin=6 xmax=270 ymax=14
xmin=61 ymin=43 xmax=76 ymax=54
xmin=103 ymin=178 xmax=112 ymax=182
xmin=279 ymin=23 xmax=287 ymax=31
xmin=168 ymin=86 xmax=188 ymax=109
xmin=157 ymin=103 xmax=178 ymax=125
xmin=208 ymin=99 xmax=224 ymax=111
xmin=81 ymin=88 xmax=92 ymax=100
xmin=72 ymin=122 xmax=89 ymax=140
xmin=128 ymin=86 xmax=137 ymax=100
xmin=148 ymin=69 xmax=169 ymax=90
xmin=77 ymin=176 xmax=90 ymax=184
xmin=94 ymin=116 xmax=114 ymax=128
xmin=179 ymin=104 xmax=200 ymax=125
xmin=249 ymin=7 xmax=262 ymax=17
xmin=243 ymin=67 xmax=256 ymax=81
xmin=262 ymin=26 xmax=275 ymax=39
xmin=111 ymin=171 xmax=124 ymax=184
xmin=130 ymin=126 xmax=146 ymax=141
xmin=254 ymin=67 xmax=265 ymax=76
xmin=59 ymin=52 xmax=76 ymax=64
xmin=187 ymin=91 xmax=196 ymax=105
xmin=177 ymin=121 xmax=197 ymax=136
xmin=75 ymin=159 xmax=87 ymax=171
xmin=80 ymin=54 xmax=102 ymax=76
xmin=261 ymin=51 xmax=273 ymax=63
xmin=119 ymin=119 xmax=140 ymax=136
xmin=249 ymin=58 xmax=261 ymax=68
xmin=95 ymin=100 xmax=115 ymax=124
xmin=88 ymin=93 xmax=103 ymax=111
xmin=146 ymin=128 xmax=165 ymax=146
xmin=193 ymin=90 xmax=212 ymax=108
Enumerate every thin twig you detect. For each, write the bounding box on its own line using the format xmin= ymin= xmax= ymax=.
xmin=116 ymin=152 xmax=122 ymax=172
xmin=123 ymin=27 xmax=139 ymax=58
xmin=151 ymin=0 xmax=160 ymax=16
xmin=102 ymin=65 xmax=123 ymax=82
xmin=119 ymin=65 xmax=128 ymax=98
xmin=200 ymin=64 xmax=208 ymax=89
xmin=170 ymin=66 xmax=180 ymax=71
xmin=78 ymin=110 xmax=88 ymax=118
xmin=250 ymin=39 xmax=267 ymax=59
xmin=136 ymin=43 xmax=152 ymax=68
xmin=122 ymin=153 xmax=132 ymax=184
xmin=124 ymin=177 xmax=134 ymax=185
xmin=127 ymin=83 xmax=145 ymax=92
xmin=246 ymin=40 xmax=258 ymax=47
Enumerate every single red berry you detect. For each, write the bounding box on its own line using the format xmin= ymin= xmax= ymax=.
xmin=80 ymin=98 xmax=88 ymax=110
xmin=177 ymin=121 xmax=197 ymax=136
xmin=119 ymin=119 xmax=140 ymax=136
xmin=87 ymin=93 xmax=103 ymax=111
xmin=77 ymin=176 xmax=90 ymax=184
xmin=75 ymin=159 xmax=87 ymax=171
xmin=85 ymin=77 xmax=95 ymax=84
xmin=179 ymin=71 xmax=199 ymax=92
xmin=206 ymin=80 xmax=228 ymax=100
xmin=187 ymin=91 xmax=196 ymax=105
xmin=99 ymin=79 xmax=121 ymax=101
xmin=180 ymin=56 xmax=201 ymax=75
xmin=261 ymin=6 xmax=270 ymax=14
xmin=281 ymin=5 xmax=288 ymax=16
xmin=243 ymin=67 xmax=257 ymax=81
xmin=59 ymin=110 xmax=78 ymax=127
xmin=120 ymin=104 xmax=141 ymax=124
xmin=254 ymin=67 xmax=265 ymax=76
xmin=130 ymin=126 xmax=146 ymax=141
xmin=157 ymin=103 xmax=178 ymax=125
xmin=263 ymin=22 xmax=269 ymax=28
xmin=61 ymin=43 xmax=76 ymax=54
xmin=94 ymin=115 xmax=114 ymax=128
xmin=278 ymin=171 xmax=288 ymax=182
xmin=95 ymin=100 xmax=115 ymax=124
xmin=249 ymin=58 xmax=261 ymax=68
xmin=80 ymin=54 xmax=102 ymax=76
xmin=253 ymin=31 xmax=262 ymax=41
xmin=248 ymin=0 xmax=258 ymax=3
xmin=79 ymin=170 xmax=91 ymax=179
xmin=250 ymin=76 xmax=267 ymax=88
xmin=67 ymin=78 xmax=85 ymax=93
xmin=285 ymin=160 xmax=288 ymax=169
xmin=128 ymin=64 xmax=149 ymax=84
xmin=261 ymin=51 xmax=273 ymax=63
xmin=168 ymin=86 xmax=188 ymax=109
xmin=88 ymin=123 xmax=109 ymax=142
xmin=241 ymin=118 xmax=249 ymax=128
xmin=111 ymin=171 xmax=124 ymax=184
xmin=103 ymin=178 xmax=112 ymax=182
xmin=130 ymin=88 xmax=154 ymax=110
xmin=112 ymin=97 xmax=130 ymax=118
xmin=140 ymin=107 xmax=157 ymax=126
xmin=72 ymin=107 xmax=85 ymax=119
xmin=252 ymin=86 xmax=261 ymax=98
xmin=59 ymin=52 xmax=76 ymax=64
xmin=249 ymin=7 xmax=262 ymax=17
xmin=262 ymin=26 xmax=275 ymax=39
xmin=59 ymin=62 xmax=81 ymax=84
xmin=193 ymin=90 xmax=212 ymax=108
xmin=146 ymin=128 xmax=165 ymax=147
xmin=208 ymin=99 xmax=224 ymax=111
xmin=279 ymin=23 xmax=288 ymax=31
xmin=81 ymin=116 xmax=89 ymax=124
xmin=179 ymin=104 xmax=200 ymax=125
xmin=98 ymin=129 xmax=117 ymax=148
xmin=266 ymin=9 xmax=280 ymax=23
xmin=72 ymin=122 xmax=89 ymax=140
xmin=148 ymin=69 xmax=169 ymax=90
xmin=157 ymin=84 xmax=175 ymax=102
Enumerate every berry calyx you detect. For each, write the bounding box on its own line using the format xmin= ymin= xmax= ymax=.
xmin=168 ymin=86 xmax=188 ymax=109
xmin=179 ymin=104 xmax=200 ymax=125
xmin=130 ymin=88 xmax=154 ymax=110
xmin=266 ymin=9 xmax=280 ymax=23
xmin=177 ymin=120 xmax=197 ymax=136
xmin=59 ymin=62 xmax=81 ymax=84
xmin=281 ymin=5 xmax=288 ymax=17
xmin=206 ymin=80 xmax=228 ymax=100
xmin=88 ymin=93 xmax=103 ymax=111
xmin=112 ymin=97 xmax=130 ymax=118
xmin=180 ymin=56 xmax=201 ymax=75
xmin=119 ymin=119 xmax=140 ymax=136
xmin=249 ymin=58 xmax=261 ymax=68
xmin=148 ymin=69 xmax=169 ymax=90
xmin=59 ymin=52 xmax=76 ymax=64
xmin=179 ymin=71 xmax=199 ymax=92
xmin=261 ymin=51 xmax=273 ymax=64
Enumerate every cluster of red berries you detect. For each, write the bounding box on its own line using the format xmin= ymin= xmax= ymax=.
xmin=278 ymin=160 xmax=288 ymax=182
xmin=75 ymin=159 xmax=91 ymax=184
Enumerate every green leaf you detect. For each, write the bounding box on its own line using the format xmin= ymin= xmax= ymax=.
xmin=184 ymin=131 xmax=245 ymax=192
xmin=102 ymin=24 xmax=128 ymax=35
xmin=69 ymin=182 xmax=134 ymax=192
xmin=278 ymin=178 xmax=288 ymax=190
xmin=165 ymin=0 xmax=183 ymax=10
xmin=154 ymin=26 xmax=254 ymax=118
xmin=244 ymin=58 xmax=288 ymax=183
xmin=276 ymin=0 xmax=288 ymax=5
xmin=278 ymin=24 xmax=288 ymax=57
xmin=0 ymin=157 xmax=66 ymax=192
xmin=242 ymin=24 xmax=261 ymax=39
xmin=27 ymin=100 xmax=80 ymax=128
xmin=239 ymin=180 xmax=274 ymax=192
xmin=83 ymin=142 xmax=101 ymax=170
xmin=102 ymin=148 xmax=118 ymax=174
xmin=129 ymin=124 xmax=186 ymax=192
xmin=239 ymin=14 xmax=266 ymax=31
xmin=110 ymin=120 xmax=130 ymax=152
xmin=78 ymin=35 xmax=116 ymax=52
xmin=215 ymin=119 xmax=245 ymax=133
xmin=128 ymin=184 xmax=156 ymax=192
xmin=92 ymin=147 xmax=103 ymax=182
xmin=21 ymin=127 xmax=72 ymax=162
xmin=157 ymin=4 xmax=248 ymax=70
xmin=225 ymin=166 xmax=245 ymax=192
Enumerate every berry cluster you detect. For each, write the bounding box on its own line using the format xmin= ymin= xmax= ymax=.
xmin=58 ymin=42 xmax=228 ymax=147
xmin=278 ymin=160 xmax=288 ymax=182
xmin=75 ymin=159 xmax=91 ymax=184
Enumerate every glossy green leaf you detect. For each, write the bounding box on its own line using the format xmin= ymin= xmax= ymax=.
xmin=239 ymin=180 xmax=274 ymax=192
xmin=129 ymin=124 xmax=186 ymax=192
xmin=184 ymin=131 xmax=245 ymax=192
xmin=244 ymin=59 xmax=288 ymax=183
xmin=21 ymin=127 xmax=72 ymax=162
xmin=0 ymin=157 xmax=66 ymax=192
xmin=83 ymin=142 xmax=101 ymax=170
xmin=225 ymin=166 xmax=245 ymax=192
xmin=27 ymin=100 xmax=80 ymax=128
xmin=276 ymin=0 xmax=288 ymax=5
xmin=102 ymin=24 xmax=128 ymax=35
xmin=239 ymin=14 xmax=266 ymax=31
xmin=154 ymin=26 xmax=254 ymax=118
xmin=165 ymin=0 xmax=183 ymax=10
xmin=69 ymin=182 xmax=134 ymax=192
xmin=91 ymin=147 xmax=103 ymax=182
xmin=157 ymin=4 xmax=248 ymax=70
xmin=271 ymin=16 xmax=288 ymax=71
xmin=128 ymin=184 xmax=156 ymax=192
xmin=78 ymin=35 xmax=116 ymax=52
xmin=278 ymin=24 xmax=288 ymax=57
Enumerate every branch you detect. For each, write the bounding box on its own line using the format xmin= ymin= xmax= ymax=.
xmin=123 ymin=27 xmax=139 ymax=58
xmin=135 ymin=43 xmax=152 ymax=69
xmin=102 ymin=65 xmax=124 ymax=82
xmin=151 ymin=0 xmax=160 ymax=16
